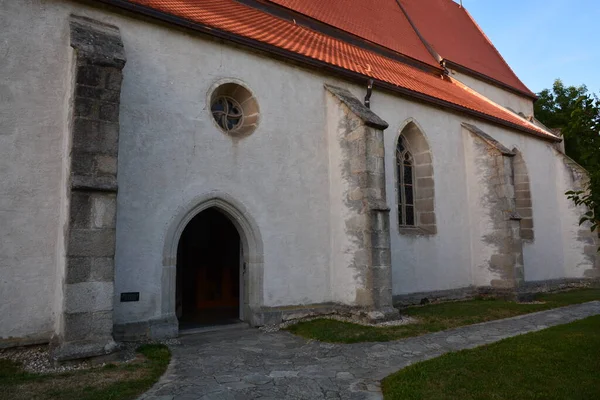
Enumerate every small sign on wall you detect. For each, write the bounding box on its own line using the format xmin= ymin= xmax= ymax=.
xmin=120 ymin=292 xmax=140 ymax=302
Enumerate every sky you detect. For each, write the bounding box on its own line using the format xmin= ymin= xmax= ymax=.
xmin=463 ymin=0 xmax=600 ymax=94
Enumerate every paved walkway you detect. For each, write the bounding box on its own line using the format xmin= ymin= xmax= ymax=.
xmin=140 ymin=301 xmax=600 ymax=400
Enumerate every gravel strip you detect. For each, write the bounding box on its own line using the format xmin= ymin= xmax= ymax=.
xmin=0 ymin=338 xmax=181 ymax=375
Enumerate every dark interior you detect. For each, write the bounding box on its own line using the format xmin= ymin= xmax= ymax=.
xmin=176 ymin=208 xmax=241 ymax=329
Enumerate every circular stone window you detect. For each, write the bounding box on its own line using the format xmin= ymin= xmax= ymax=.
xmin=209 ymin=82 xmax=259 ymax=136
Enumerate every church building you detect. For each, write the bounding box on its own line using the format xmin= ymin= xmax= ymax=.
xmin=1 ymin=0 xmax=598 ymax=360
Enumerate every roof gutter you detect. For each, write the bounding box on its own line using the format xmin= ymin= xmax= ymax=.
xmin=91 ymin=0 xmax=559 ymax=142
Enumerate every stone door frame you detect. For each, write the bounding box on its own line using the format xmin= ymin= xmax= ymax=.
xmin=161 ymin=192 xmax=264 ymax=328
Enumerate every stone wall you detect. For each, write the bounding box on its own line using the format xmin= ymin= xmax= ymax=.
xmin=52 ymin=15 xmax=126 ymax=361
xmin=463 ymin=123 xmax=524 ymax=289
xmin=513 ymin=149 xmax=534 ymax=241
xmin=325 ymin=84 xmax=397 ymax=319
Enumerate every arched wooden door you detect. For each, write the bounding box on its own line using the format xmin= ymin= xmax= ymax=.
xmin=175 ymin=207 xmax=241 ymax=328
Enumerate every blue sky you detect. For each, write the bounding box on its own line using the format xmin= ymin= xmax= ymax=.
xmin=463 ymin=0 xmax=600 ymax=94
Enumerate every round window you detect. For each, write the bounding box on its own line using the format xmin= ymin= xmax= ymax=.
xmin=209 ymin=81 xmax=259 ymax=136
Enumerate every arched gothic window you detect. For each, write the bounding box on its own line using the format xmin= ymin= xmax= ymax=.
xmin=397 ymin=136 xmax=415 ymax=226
xmin=396 ymin=122 xmax=437 ymax=234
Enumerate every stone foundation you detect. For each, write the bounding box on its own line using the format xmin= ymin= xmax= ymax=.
xmin=394 ymin=278 xmax=600 ymax=306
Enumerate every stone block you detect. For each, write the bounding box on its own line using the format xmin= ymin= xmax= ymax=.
xmin=372 ymin=248 xmax=391 ymax=266
xmin=515 ymin=198 xmax=532 ymax=208
xmin=66 ymin=257 xmax=92 ymax=284
xmin=415 ymin=163 xmax=433 ymax=177
xmin=74 ymin=97 xmax=98 ymax=118
xmin=413 ymin=151 xmax=432 ymax=164
xmin=99 ymin=102 xmax=119 ymax=122
xmin=371 ymin=230 xmax=391 ymax=250
xmin=521 ymin=228 xmax=534 ymax=241
xmin=51 ymin=338 xmax=117 ymax=362
xmin=370 ymin=209 xmax=390 ymax=232
xmin=348 ymin=187 xmax=363 ymax=201
xmin=415 ymin=187 xmax=434 ymax=200
xmin=514 ymin=173 xmax=529 ymax=184
xmin=72 ymin=175 xmax=118 ymax=192
xmin=420 ymin=224 xmax=437 ymax=234
xmin=365 ymin=188 xmax=384 ymax=203
xmin=520 ymin=219 xmax=534 ymax=229
xmin=416 ymin=198 xmax=434 ymax=213
xmin=104 ymin=69 xmax=123 ymax=91
xmin=349 ymin=156 xmax=367 ymax=174
xmin=490 ymin=254 xmax=513 ymax=269
xmin=76 ymin=85 xmax=121 ymax=103
xmin=517 ymin=208 xmax=532 ymax=218
xmin=366 ymin=156 xmax=384 ymax=174
xmin=96 ymin=155 xmax=117 ymax=175
xmin=419 ymin=212 xmax=436 ymax=225
xmin=113 ymin=321 xmax=149 ymax=341
xmin=90 ymin=257 xmax=114 ymax=282
xmin=77 ymin=65 xmax=103 ymax=87
xmin=72 ymin=118 xmax=119 ymax=155
xmin=366 ymin=138 xmax=384 ymax=157
xmin=71 ymin=153 xmax=96 ymax=177
xmin=69 ymin=192 xmax=92 ymax=228
xmin=417 ymin=177 xmax=434 ymax=189
xmin=63 ymin=310 xmax=113 ymax=342
xmin=68 ymin=228 xmax=116 ymax=257
xmin=514 ymin=183 xmax=530 ymax=192
xmin=345 ymin=214 xmax=368 ymax=232
xmin=64 ymin=281 xmax=113 ymax=313
xmin=91 ymin=194 xmax=116 ymax=228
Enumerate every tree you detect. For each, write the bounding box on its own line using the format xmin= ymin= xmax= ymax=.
xmin=534 ymin=79 xmax=600 ymax=247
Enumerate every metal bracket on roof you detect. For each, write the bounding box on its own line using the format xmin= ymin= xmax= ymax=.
xmin=364 ymin=79 xmax=374 ymax=109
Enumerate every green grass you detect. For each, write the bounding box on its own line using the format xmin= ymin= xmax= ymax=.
xmin=382 ymin=315 xmax=600 ymax=400
xmin=286 ymin=288 xmax=600 ymax=343
xmin=0 ymin=344 xmax=170 ymax=400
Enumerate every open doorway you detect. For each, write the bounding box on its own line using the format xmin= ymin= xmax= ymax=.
xmin=175 ymin=207 xmax=241 ymax=329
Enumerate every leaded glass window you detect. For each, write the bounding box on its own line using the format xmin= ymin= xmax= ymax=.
xmin=211 ymin=96 xmax=244 ymax=132
xmin=397 ymin=136 xmax=415 ymax=226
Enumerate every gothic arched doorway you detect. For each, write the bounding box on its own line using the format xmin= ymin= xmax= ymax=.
xmin=176 ymin=207 xmax=241 ymax=328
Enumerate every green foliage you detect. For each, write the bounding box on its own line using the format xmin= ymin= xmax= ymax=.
xmin=382 ymin=315 xmax=600 ymax=400
xmin=286 ymin=289 xmax=600 ymax=343
xmin=535 ymin=80 xmax=600 ymax=248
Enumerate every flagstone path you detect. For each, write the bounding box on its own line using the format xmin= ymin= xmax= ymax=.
xmin=140 ymin=301 xmax=600 ymax=400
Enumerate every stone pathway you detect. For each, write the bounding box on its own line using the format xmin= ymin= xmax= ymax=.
xmin=140 ymin=301 xmax=600 ymax=400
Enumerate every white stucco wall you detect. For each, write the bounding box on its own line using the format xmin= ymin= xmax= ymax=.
xmin=0 ymin=0 xmax=73 ymax=342
xmin=1 ymin=0 xmax=594 ymax=339
xmin=325 ymin=95 xmax=360 ymax=305
xmin=362 ymin=89 xmax=571 ymax=294
xmin=449 ymin=69 xmax=535 ymax=118
xmin=555 ymin=155 xmax=597 ymax=279
xmin=107 ymin=16 xmax=334 ymax=322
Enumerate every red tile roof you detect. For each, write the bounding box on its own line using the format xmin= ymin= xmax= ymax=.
xmin=115 ymin=0 xmax=557 ymax=141
xmin=398 ymin=0 xmax=535 ymax=97
xmin=265 ymin=0 xmax=440 ymax=68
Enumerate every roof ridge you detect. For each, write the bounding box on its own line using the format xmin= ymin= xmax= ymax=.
xmin=460 ymin=5 xmax=536 ymax=98
xmin=261 ymin=0 xmax=441 ymax=69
